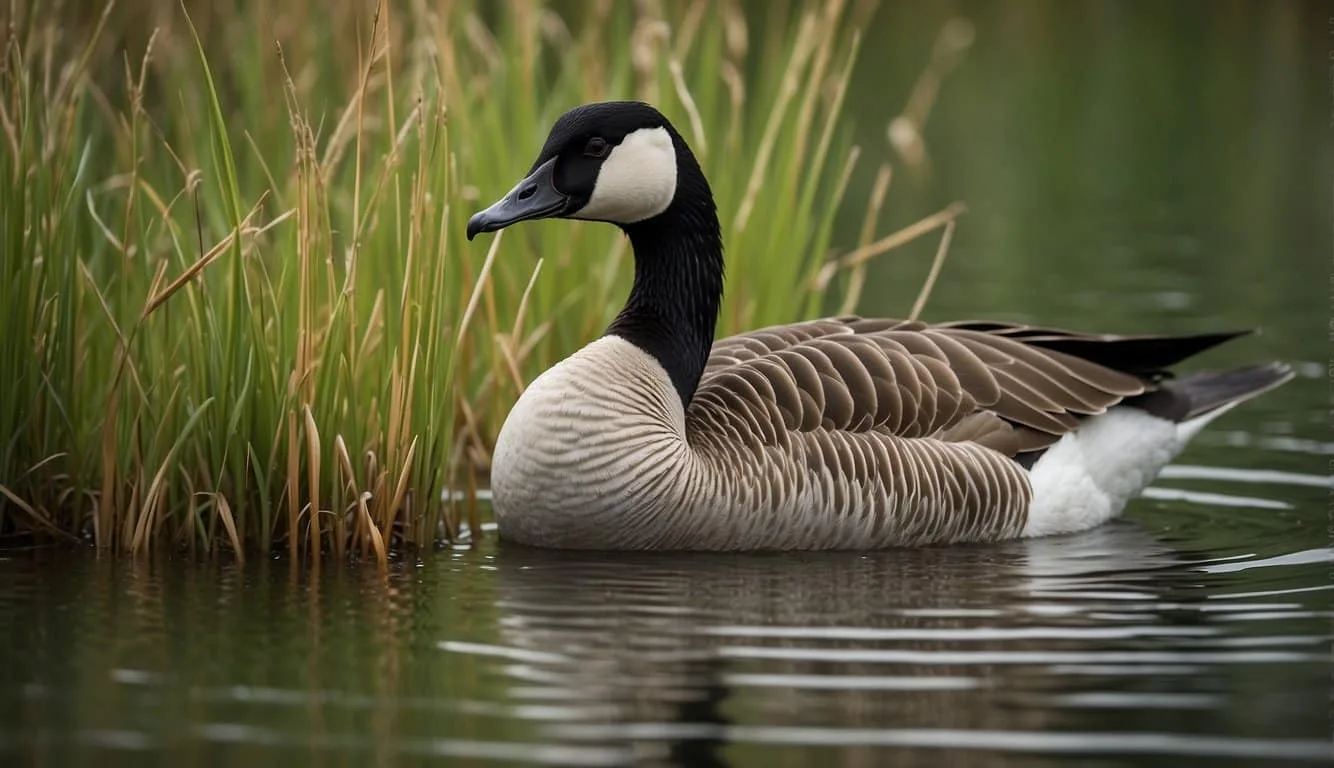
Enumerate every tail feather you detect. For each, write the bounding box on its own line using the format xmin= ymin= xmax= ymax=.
xmin=1163 ymin=363 xmax=1293 ymax=442
xmin=1123 ymin=362 xmax=1293 ymax=425
xmin=1171 ymin=362 xmax=1294 ymax=421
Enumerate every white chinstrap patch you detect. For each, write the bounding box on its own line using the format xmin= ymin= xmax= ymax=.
xmin=571 ymin=126 xmax=677 ymax=224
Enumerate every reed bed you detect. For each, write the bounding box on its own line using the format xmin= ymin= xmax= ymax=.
xmin=0 ymin=0 xmax=962 ymax=562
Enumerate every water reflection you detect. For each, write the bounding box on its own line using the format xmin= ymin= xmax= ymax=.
xmin=477 ymin=521 xmax=1331 ymax=764
xmin=1 ymin=510 xmax=1329 ymax=766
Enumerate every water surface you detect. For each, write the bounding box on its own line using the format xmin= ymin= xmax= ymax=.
xmin=2 ymin=510 xmax=1331 ymax=766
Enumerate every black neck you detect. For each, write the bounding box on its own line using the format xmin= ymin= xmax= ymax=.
xmin=604 ymin=140 xmax=723 ymax=408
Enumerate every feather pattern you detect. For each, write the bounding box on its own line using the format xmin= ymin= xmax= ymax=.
xmin=684 ymin=316 xmax=1144 ymax=546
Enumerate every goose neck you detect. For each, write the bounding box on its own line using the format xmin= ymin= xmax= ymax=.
xmin=606 ymin=188 xmax=723 ymax=409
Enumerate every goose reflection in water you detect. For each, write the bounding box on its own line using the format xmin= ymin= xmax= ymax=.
xmin=474 ymin=519 xmax=1313 ymax=767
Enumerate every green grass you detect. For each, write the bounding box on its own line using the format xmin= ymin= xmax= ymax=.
xmin=0 ymin=0 xmax=959 ymax=562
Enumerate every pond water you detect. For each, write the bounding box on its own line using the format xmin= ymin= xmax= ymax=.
xmin=2 ymin=514 xmax=1332 ymax=766
xmin=3 ymin=3 xmax=1332 ymax=766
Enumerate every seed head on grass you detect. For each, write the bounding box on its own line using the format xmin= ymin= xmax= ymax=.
xmin=2 ymin=0 xmax=969 ymax=559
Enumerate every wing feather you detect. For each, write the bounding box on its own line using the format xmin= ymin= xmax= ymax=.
xmin=691 ymin=315 xmax=1172 ymax=461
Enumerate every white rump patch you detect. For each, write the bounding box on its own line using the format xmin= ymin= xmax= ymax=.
xmin=572 ymin=126 xmax=677 ymax=224
xmin=1024 ymin=407 xmax=1216 ymax=538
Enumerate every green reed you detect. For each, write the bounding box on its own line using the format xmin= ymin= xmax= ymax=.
xmin=0 ymin=0 xmax=960 ymax=562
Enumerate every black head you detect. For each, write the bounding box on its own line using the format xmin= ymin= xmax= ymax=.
xmin=466 ymin=101 xmax=687 ymax=239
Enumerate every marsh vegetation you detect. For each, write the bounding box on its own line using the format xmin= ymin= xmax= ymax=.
xmin=2 ymin=0 xmax=967 ymax=562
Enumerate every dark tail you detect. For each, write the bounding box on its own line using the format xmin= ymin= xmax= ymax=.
xmin=1128 ymin=362 xmax=1294 ymax=423
xmin=1171 ymin=363 xmax=1295 ymax=420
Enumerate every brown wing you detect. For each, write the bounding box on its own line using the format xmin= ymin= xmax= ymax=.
xmin=692 ymin=316 xmax=1186 ymax=459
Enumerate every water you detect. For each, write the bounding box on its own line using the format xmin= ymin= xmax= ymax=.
xmin=2 ymin=514 xmax=1331 ymax=766
xmin=3 ymin=3 xmax=1332 ymax=766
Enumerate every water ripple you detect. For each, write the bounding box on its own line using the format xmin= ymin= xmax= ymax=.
xmin=701 ymin=625 xmax=1219 ymax=641
xmin=716 ymin=647 xmax=1322 ymax=665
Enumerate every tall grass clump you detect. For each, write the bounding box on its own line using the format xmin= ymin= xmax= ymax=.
xmin=0 ymin=0 xmax=961 ymax=561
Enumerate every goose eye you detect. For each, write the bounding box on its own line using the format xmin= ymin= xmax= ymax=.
xmin=584 ymin=137 xmax=608 ymax=158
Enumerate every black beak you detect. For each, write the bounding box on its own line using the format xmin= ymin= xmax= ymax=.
xmin=466 ymin=157 xmax=569 ymax=240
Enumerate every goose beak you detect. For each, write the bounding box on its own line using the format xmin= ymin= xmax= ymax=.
xmin=466 ymin=157 xmax=569 ymax=240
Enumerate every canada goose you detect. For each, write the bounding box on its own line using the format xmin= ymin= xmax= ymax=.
xmin=466 ymin=101 xmax=1292 ymax=551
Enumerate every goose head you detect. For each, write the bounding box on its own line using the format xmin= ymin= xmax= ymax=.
xmin=467 ymin=101 xmax=724 ymax=408
xmin=466 ymin=101 xmax=690 ymax=238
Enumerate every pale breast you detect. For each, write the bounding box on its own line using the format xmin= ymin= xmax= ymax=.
xmin=490 ymin=336 xmax=692 ymax=548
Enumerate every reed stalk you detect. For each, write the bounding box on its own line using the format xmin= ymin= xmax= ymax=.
xmin=0 ymin=0 xmax=960 ymax=559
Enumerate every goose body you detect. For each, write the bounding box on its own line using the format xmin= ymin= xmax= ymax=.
xmin=467 ymin=101 xmax=1291 ymax=551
